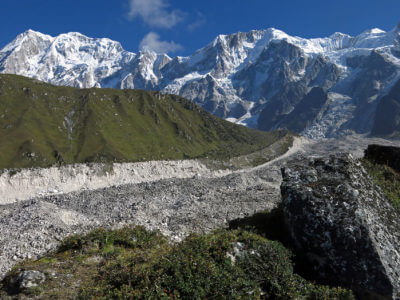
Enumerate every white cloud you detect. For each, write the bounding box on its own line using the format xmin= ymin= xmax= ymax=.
xmin=139 ymin=32 xmax=183 ymax=54
xmin=188 ymin=12 xmax=206 ymax=31
xmin=128 ymin=0 xmax=184 ymax=29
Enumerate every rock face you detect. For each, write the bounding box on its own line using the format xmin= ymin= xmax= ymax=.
xmin=2 ymin=25 xmax=400 ymax=137
xmin=372 ymin=79 xmax=400 ymax=136
xmin=281 ymin=154 xmax=400 ymax=298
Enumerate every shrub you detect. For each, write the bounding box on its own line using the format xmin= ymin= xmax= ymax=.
xmin=80 ymin=229 xmax=353 ymax=299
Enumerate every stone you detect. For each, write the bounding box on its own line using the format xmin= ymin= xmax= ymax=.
xmin=281 ymin=154 xmax=400 ymax=299
xmin=9 ymin=270 xmax=46 ymax=292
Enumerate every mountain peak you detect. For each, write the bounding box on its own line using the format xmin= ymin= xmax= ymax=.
xmin=361 ymin=28 xmax=386 ymax=36
xmin=2 ymin=25 xmax=400 ymax=137
xmin=24 ymin=29 xmax=37 ymax=35
xmin=20 ymin=29 xmax=53 ymax=39
xmin=392 ymin=21 xmax=400 ymax=34
xmin=139 ymin=48 xmax=158 ymax=56
xmin=0 ymin=29 xmax=53 ymax=53
xmin=60 ymin=31 xmax=87 ymax=38
xmin=266 ymin=27 xmax=289 ymax=38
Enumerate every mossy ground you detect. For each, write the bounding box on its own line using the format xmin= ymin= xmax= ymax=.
xmin=0 ymin=74 xmax=290 ymax=170
xmin=0 ymin=224 xmax=354 ymax=299
xmin=363 ymin=159 xmax=400 ymax=212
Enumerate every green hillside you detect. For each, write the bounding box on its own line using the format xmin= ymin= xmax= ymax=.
xmin=0 ymin=74 xmax=290 ymax=169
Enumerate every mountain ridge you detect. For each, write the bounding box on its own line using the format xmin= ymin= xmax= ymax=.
xmin=2 ymin=24 xmax=400 ymax=137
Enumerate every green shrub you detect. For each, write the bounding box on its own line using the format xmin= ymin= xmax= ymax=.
xmin=363 ymin=159 xmax=400 ymax=211
xmin=1 ymin=226 xmax=354 ymax=299
xmin=80 ymin=229 xmax=353 ymax=299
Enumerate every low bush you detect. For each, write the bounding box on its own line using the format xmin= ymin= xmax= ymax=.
xmin=363 ymin=159 xmax=400 ymax=211
xmin=1 ymin=226 xmax=354 ymax=299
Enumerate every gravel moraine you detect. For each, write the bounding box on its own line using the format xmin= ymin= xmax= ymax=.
xmin=1 ymin=135 xmax=400 ymax=279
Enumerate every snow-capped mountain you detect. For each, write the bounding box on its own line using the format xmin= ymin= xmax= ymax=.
xmin=1 ymin=24 xmax=400 ymax=138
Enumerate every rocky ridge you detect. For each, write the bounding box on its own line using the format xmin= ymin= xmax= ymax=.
xmin=2 ymin=25 xmax=400 ymax=137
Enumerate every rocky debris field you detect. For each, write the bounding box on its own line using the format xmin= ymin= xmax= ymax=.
xmin=1 ymin=134 xmax=400 ymax=289
xmin=281 ymin=153 xmax=400 ymax=298
xmin=0 ymin=160 xmax=229 ymax=205
xmin=0 ymin=160 xmax=283 ymax=279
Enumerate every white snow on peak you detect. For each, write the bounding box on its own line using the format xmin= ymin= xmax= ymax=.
xmin=0 ymin=29 xmax=53 ymax=53
xmin=0 ymin=30 xmax=135 ymax=88
xmin=1 ymin=24 xmax=400 ymax=136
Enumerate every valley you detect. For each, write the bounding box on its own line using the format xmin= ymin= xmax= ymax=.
xmin=1 ymin=19 xmax=400 ymax=299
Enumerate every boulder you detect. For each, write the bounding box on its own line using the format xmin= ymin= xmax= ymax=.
xmin=8 ymin=270 xmax=46 ymax=292
xmin=281 ymin=154 xmax=400 ymax=298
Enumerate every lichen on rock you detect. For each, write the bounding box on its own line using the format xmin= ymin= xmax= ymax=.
xmin=281 ymin=153 xmax=400 ymax=298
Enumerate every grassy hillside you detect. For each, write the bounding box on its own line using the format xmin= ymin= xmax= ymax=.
xmin=0 ymin=74 xmax=290 ymax=169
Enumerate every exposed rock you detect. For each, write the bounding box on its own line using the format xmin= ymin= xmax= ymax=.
xmin=281 ymin=154 xmax=400 ymax=298
xmin=278 ymin=87 xmax=329 ymax=133
xmin=8 ymin=270 xmax=46 ymax=292
xmin=372 ymin=79 xmax=400 ymax=136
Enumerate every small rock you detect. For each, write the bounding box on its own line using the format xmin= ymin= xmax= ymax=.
xmin=10 ymin=270 xmax=46 ymax=291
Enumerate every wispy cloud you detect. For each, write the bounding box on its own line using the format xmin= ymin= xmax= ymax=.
xmin=128 ymin=0 xmax=185 ymax=29
xmin=139 ymin=32 xmax=183 ymax=54
xmin=188 ymin=12 xmax=206 ymax=31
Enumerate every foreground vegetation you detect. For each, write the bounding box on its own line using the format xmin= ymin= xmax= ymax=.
xmin=363 ymin=159 xmax=400 ymax=212
xmin=0 ymin=225 xmax=353 ymax=299
xmin=0 ymin=74 xmax=290 ymax=170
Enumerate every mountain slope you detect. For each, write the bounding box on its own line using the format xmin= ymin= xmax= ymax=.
xmin=0 ymin=74 xmax=289 ymax=170
xmin=372 ymin=78 xmax=400 ymax=136
xmin=1 ymin=24 xmax=400 ymax=137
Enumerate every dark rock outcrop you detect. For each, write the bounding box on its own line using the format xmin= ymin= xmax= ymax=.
xmin=281 ymin=154 xmax=400 ymax=298
xmin=280 ymin=87 xmax=329 ymax=132
xmin=372 ymin=79 xmax=400 ymax=136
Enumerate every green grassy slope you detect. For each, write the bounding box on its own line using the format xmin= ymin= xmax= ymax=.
xmin=0 ymin=74 xmax=290 ymax=169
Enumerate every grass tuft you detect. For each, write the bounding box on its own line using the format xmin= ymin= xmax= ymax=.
xmin=363 ymin=159 xmax=400 ymax=211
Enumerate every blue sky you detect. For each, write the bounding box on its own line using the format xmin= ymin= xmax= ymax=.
xmin=1 ymin=0 xmax=400 ymax=56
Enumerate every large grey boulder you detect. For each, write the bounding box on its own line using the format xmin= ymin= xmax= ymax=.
xmin=7 ymin=270 xmax=46 ymax=292
xmin=281 ymin=154 xmax=400 ymax=298
xmin=17 ymin=270 xmax=46 ymax=290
